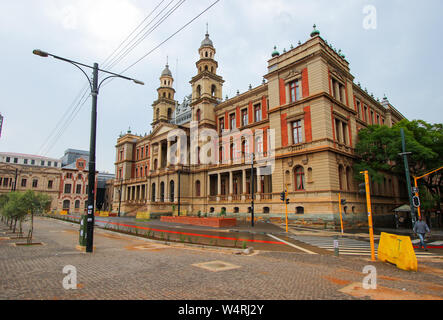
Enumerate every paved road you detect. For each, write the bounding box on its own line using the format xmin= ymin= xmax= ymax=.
xmin=1 ymin=217 xmax=443 ymax=300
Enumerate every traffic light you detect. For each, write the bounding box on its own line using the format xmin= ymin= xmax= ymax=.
xmin=341 ymin=199 xmax=347 ymax=205
xmin=412 ymin=196 xmax=421 ymax=208
xmin=286 ymin=198 xmax=290 ymax=204
xmin=280 ymin=191 xmax=286 ymax=202
xmin=358 ymin=183 xmax=366 ymax=195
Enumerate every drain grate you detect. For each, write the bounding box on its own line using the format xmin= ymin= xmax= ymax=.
xmin=192 ymin=260 xmax=241 ymax=272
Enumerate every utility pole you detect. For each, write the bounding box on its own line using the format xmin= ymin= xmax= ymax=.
xmin=399 ymin=128 xmax=416 ymax=227
xmin=33 ymin=49 xmax=144 ymax=253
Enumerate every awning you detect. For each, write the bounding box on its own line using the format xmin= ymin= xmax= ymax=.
xmin=392 ymin=204 xmax=411 ymax=212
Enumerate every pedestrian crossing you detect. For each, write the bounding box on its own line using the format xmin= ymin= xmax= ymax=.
xmin=288 ymin=235 xmax=439 ymax=258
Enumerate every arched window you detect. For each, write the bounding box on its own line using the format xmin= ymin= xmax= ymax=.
xmin=167 ymin=108 xmax=172 ymax=120
xmin=151 ymin=183 xmax=156 ymax=202
xmin=74 ymin=200 xmax=80 ymax=209
xmin=156 ymin=108 xmax=160 ymax=120
xmin=205 ymin=65 xmax=208 ymax=71
xmin=195 ymin=180 xmax=201 ymax=197
xmin=163 ymin=92 xmax=166 ymax=98
xmin=263 ymin=207 xmax=270 ymax=214
xmin=219 ymin=146 xmax=224 ymax=163
xmin=154 ymin=159 xmax=158 ymax=170
xmin=63 ymin=200 xmax=70 ymax=210
xmin=170 ymin=180 xmax=175 ymax=202
xmin=160 ymin=182 xmax=165 ymax=202
xmin=211 ymin=84 xmax=216 ymax=97
xmin=196 ymin=109 xmax=201 ymax=121
xmin=296 ymin=206 xmax=305 ymax=214
xmin=168 ymin=93 xmax=171 ymax=99
xmin=196 ymin=85 xmax=201 ymax=98
xmin=205 ymin=51 xmax=208 ymax=58
xmin=211 ymin=66 xmax=214 ymax=73
xmin=294 ymin=166 xmax=305 ymax=191
xmin=230 ymin=143 xmax=234 ymax=161
xmin=307 ymin=167 xmax=313 ymax=182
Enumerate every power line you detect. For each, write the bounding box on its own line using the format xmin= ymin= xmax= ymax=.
xmin=37 ymin=1 xmax=176 ymax=156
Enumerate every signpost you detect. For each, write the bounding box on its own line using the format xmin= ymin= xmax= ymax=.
xmin=360 ymin=170 xmax=376 ymax=261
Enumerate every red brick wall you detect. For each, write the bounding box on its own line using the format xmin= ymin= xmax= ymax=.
xmin=303 ymin=106 xmax=312 ymax=143
xmin=302 ymin=68 xmax=310 ymax=98
xmin=281 ymin=113 xmax=288 ymax=147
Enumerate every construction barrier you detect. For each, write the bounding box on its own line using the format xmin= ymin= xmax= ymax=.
xmin=378 ymin=232 xmax=417 ymax=272
xmin=98 ymin=211 xmax=110 ymax=217
xmin=60 ymin=210 xmax=68 ymax=216
xmin=136 ymin=211 xmax=150 ymax=220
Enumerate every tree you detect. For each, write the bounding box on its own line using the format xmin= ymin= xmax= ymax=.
xmin=353 ymin=120 xmax=443 ymax=223
xmin=2 ymin=192 xmax=27 ymax=233
xmin=21 ymin=191 xmax=51 ymax=243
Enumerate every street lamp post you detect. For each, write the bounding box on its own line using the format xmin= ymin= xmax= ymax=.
xmin=33 ymin=49 xmax=144 ymax=253
xmin=399 ymin=128 xmax=416 ymax=228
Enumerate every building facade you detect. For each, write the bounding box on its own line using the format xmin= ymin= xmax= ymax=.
xmin=114 ymin=27 xmax=406 ymax=227
xmin=0 ymin=150 xmax=113 ymax=215
xmin=0 ymin=152 xmax=63 ymax=210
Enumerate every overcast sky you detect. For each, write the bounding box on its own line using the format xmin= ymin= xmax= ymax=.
xmin=0 ymin=0 xmax=442 ymax=173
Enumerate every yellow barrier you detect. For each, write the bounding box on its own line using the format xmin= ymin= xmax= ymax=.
xmin=99 ymin=211 xmax=110 ymax=217
xmin=60 ymin=210 xmax=68 ymax=216
xmin=136 ymin=211 xmax=150 ymax=220
xmin=378 ymin=232 xmax=417 ymax=271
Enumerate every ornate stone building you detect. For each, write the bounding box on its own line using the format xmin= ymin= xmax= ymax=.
xmin=114 ymin=26 xmax=405 ymax=226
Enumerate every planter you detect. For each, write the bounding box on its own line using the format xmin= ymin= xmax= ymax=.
xmin=160 ymin=216 xmax=237 ymax=228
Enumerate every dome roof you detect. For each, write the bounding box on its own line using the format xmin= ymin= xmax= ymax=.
xmin=200 ymin=33 xmax=214 ymax=48
xmin=271 ymin=46 xmax=280 ymax=57
xmin=161 ymin=64 xmax=172 ymax=77
xmin=310 ymin=24 xmax=320 ymax=37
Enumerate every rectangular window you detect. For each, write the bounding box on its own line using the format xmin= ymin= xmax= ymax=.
xmin=356 ymin=100 xmax=361 ymax=119
xmin=41 ymin=160 xmax=45 ymax=166
xmin=292 ymin=120 xmax=303 ymax=144
xmin=219 ymin=117 xmax=224 ymax=134
xmin=21 ymin=179 xmax=27 ymax=187
xmin=54 ymin=162 xmax=58 ymax=167
xmin=64 ymin=184 xmax=72 ymax=194
xmin=342 ymin=122 xmax=348 ymax=145
xmin=254 ymin=104 xmax=262 ymax=122
xmin=76 ymin=184 xmax=82 ymax=194
xmin=48 ymin=161 xmax=52 ymax=167
xmin=66 ymin=173 xmax=72 ymax=179
xmin=364 ymin=105 xmax=368 ymax=122
xmin=229 ymin=113 xmax=235 ymax=130
xmin=6 ymin=157 xmax=10 ymax=163
xmin=48 ymin=180 xmax=53 ymax=189
xmin=31 ymin=159 xmax=35 ymax=165
xmin=141 ymin=147 xmax=144 ymax=159
xmin=136 ymin=149 xmax=139 ymax=160
xmin=14 ymin=158 xmax=18 ymax=163
xmin=24 ymin=159 xmax=28 ymax=164
xmin=32 ymin=179 xmax=38 ymax=188
xmin=241 ymin=109 xmax=248 ymax=127
xmin=289 ymin=79 xmax=301 ymax=102
xmin=370 ymin=111 xmax=374 ymax=124
xmin=119 ymin=150 xmax=123 ymax=161
xmin=3 ymin=178 xmax=8 ymax=187
xmin=376 ymin=114 xmax=380 ymax=125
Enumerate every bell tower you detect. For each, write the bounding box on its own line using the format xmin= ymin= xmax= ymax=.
xmin=190 ymin=27 xmax=224 ymax=128
xmin=152 ymin=61 xmax=176 ymax=128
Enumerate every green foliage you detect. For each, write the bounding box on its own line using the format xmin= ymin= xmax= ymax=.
xmin=353 ymin=119 xmax=443 ymax=212
xmin=242 ymin=241 xmax=247 ymax=249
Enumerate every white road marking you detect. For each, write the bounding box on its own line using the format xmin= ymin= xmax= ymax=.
xmin=267 ymin=234 xmax=317 ymax=254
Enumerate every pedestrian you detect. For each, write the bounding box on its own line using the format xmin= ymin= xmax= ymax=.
xmin=413 ymin=215 xmax=430 ymax=251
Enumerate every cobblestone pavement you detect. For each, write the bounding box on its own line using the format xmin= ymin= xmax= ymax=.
xmin=1 ymin=217 xmax=442 ymax=300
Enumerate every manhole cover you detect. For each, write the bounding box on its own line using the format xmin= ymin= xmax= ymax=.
xmin=192 ymin=261 xmax=241 ymax=272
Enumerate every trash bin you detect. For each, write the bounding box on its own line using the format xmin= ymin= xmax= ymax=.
xmin=79 ymin=215 xmax=87 ymax=247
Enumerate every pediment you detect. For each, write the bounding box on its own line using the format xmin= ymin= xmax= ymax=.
xmin=150 ymin=122 xmax=179 ymax=140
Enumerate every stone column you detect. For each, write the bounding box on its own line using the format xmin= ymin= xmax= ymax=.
xmin=242 ymin=169 xmax=246 ymax=201
xmin=334 ymin=81 xmax=340 ymax=100
xmin=228 ymin=171 xmax=233 ymax=201
xmin=167 ymin=140 xmax=171 ymax=167
xmin=217 ymin=173 xmax=221 ymax=202
xmin=158 ymin=142 xmax=163 ymax=169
